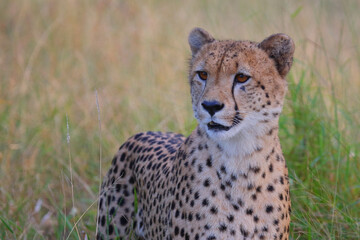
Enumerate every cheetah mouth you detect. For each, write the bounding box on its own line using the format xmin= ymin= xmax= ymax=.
xmin=207 ymin=121 xmax=231 ymax=131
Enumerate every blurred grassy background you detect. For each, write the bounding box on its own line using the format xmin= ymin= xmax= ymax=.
xmin=0 ymin=0 xmax=359 ymax=239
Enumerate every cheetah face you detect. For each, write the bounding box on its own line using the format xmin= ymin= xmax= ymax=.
xmin=188 ymin=28 xmax=294 ymax=141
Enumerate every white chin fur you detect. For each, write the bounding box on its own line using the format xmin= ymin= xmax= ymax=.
xmin=202 ymin=123 xmax=239 ymax=140
xmin=201 ymin=110 xmax=280 ymax=157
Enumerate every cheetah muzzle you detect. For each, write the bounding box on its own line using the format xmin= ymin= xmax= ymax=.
xmin=97 ymin=27 xmax=295 ymax=240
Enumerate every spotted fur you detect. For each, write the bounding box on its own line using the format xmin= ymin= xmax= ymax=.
xmin=97 ymin=28 xmax=295 ymax=240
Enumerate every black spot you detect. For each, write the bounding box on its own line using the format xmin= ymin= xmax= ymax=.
xmin=110 ymin=176 xmax=115 ymax=184
xmin=240 ymin=225 xmax=249 ymax=237
xmin=231 ymin=174 xmax=237 ymax=181
xmin=220 ymin=165 xmax=227 ymax=174
xmin=120 ymin=169 xmax=126 ymax=178
xmin=280 ymin=176 xmax=284 ymax=185
xmin=101 ymin=215 xmax=105 ymax=226
xmin=216 ymin=171 xmax=222 ymax=180
xmin=269 ymin=164 xmax=273 ymax=172
xmin=117 ymin=197 xmax=125 ymax=206
xmin=202 ymin=198 xmax=209 ymax=206
xmin=206 ymin=157 xmax=212 ymax=167
xmin=237 ymin=198 xmax=244 ymax=207
xmin=108 ymin=224 xmax=114 ymax=235
xmin=180 ymin=227 xmax=185 ymax=237
xmin=194 ymin=191 xmax=200 ymax=199
xmin=188 ymin=213 xmax=193 ymax=221
xmin=203 ymin=179 xmax=211 ymax=187
xmin=129 ymin=176 xmax=135 ymax=184
xmin=115 ymin=184 xmax=122 ymax=192
xmin=246 ymin=208 xmax=253 ymax=215
xmin=225 ymin=180 xmax=232 ymax=187
xmin=232 ymin=204 xmax=239 ymax=211
xmin=225 ymin=193 xmax=231 ymax=201
xmin=211 ymin=190 xmax=217 ymax=196
xmin=123 ymin=189 xmax=130 ymax=197
xmin=99 ymin=198 xmax=103 ymax=210
xmin=111 ymin=156 xmax=117 ymax=165
xmin=266 ymin=205 xmax=274 ymax=213
xmin=109 ymin=207 xmax=116 ymax=216
xmin=198 ymin=164 xmax=203 ymax=173
xmin=120 ymin=216 xmax=128 ymax=226
xmin=279 ymin=194 xmax=284 ymax=201
xmin=210 ymin=206 xmax=218 ymax=214
xmin=251 ymin=194 xmax=257 ymax=200
xmin=175 ymin=209 xmax=180 ymax=218
xmin=120 ymin=153 xmax=126 ymax=162
xmin=219 ymin=223 xmax=227 ymax=232
xmin=267 ymin=185 xmax=275 ymax=192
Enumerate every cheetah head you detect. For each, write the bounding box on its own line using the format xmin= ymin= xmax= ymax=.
xmin=188 ymin=28 xmax=295 ymax=145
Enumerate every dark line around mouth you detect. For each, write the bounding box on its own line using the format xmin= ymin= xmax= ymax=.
xmin=207 ymin=121 xmax=231 ymax=131
xmin=207 ymin=114 xmax=243 ymax=132
xmin=207 ymin=113 xmax=243 ymax=132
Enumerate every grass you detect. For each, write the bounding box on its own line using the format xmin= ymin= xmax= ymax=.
xmin=0 ymin=0 xmax=359 ymax=239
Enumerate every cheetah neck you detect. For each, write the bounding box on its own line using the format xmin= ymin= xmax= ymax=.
xmin=180 ymin=121 xmax=283 ymax=179
xmin=205 ymin=117 xmax=279 ymax=157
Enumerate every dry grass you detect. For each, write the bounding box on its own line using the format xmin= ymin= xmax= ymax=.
xmin=0 ymin=0 xmax=359 ymax=239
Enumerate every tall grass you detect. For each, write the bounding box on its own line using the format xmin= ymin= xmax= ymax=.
xmin=0 ymin=0 xmax=359 ymax=239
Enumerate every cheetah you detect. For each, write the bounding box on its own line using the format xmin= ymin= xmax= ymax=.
xmin=96 ymin=27 xmax=295 ymax=240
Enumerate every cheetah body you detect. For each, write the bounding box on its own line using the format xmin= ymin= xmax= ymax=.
xmin=97 ymin=28 xmax=295 ymax=240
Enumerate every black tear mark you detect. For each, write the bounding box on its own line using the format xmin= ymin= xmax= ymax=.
xmin=231 ymin=80 xmax=239 ymax=112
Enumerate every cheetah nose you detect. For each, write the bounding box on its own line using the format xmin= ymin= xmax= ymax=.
xmin=201 ymin=100 xmax=224 ymax=116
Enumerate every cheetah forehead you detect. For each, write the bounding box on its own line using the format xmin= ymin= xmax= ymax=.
xmin=188 ymin=28 xmax=295 ymax=79
xmin=190 ymin=40 xmax=275 ymax=76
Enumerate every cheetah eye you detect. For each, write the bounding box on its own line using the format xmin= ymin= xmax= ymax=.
xmin=197 ymin=71 xmax=208 ymax=81
xmin=235 ymin=73 xmax=250 ymax=83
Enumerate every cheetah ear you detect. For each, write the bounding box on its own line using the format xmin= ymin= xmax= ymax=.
xmin=258 ymin=33 xmax=295 ymax=78
xmin=188 ymin=28 xmax=215 ymax=56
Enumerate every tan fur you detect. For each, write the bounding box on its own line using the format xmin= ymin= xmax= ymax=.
xmin=97 ymin=28 xmax=294 ymax=240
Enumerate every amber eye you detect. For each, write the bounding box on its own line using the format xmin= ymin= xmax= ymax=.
xmin=197 ymin=71 xmax=208 ymax=81
xmin=235 ymin=73 xmax=250 ymax=83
